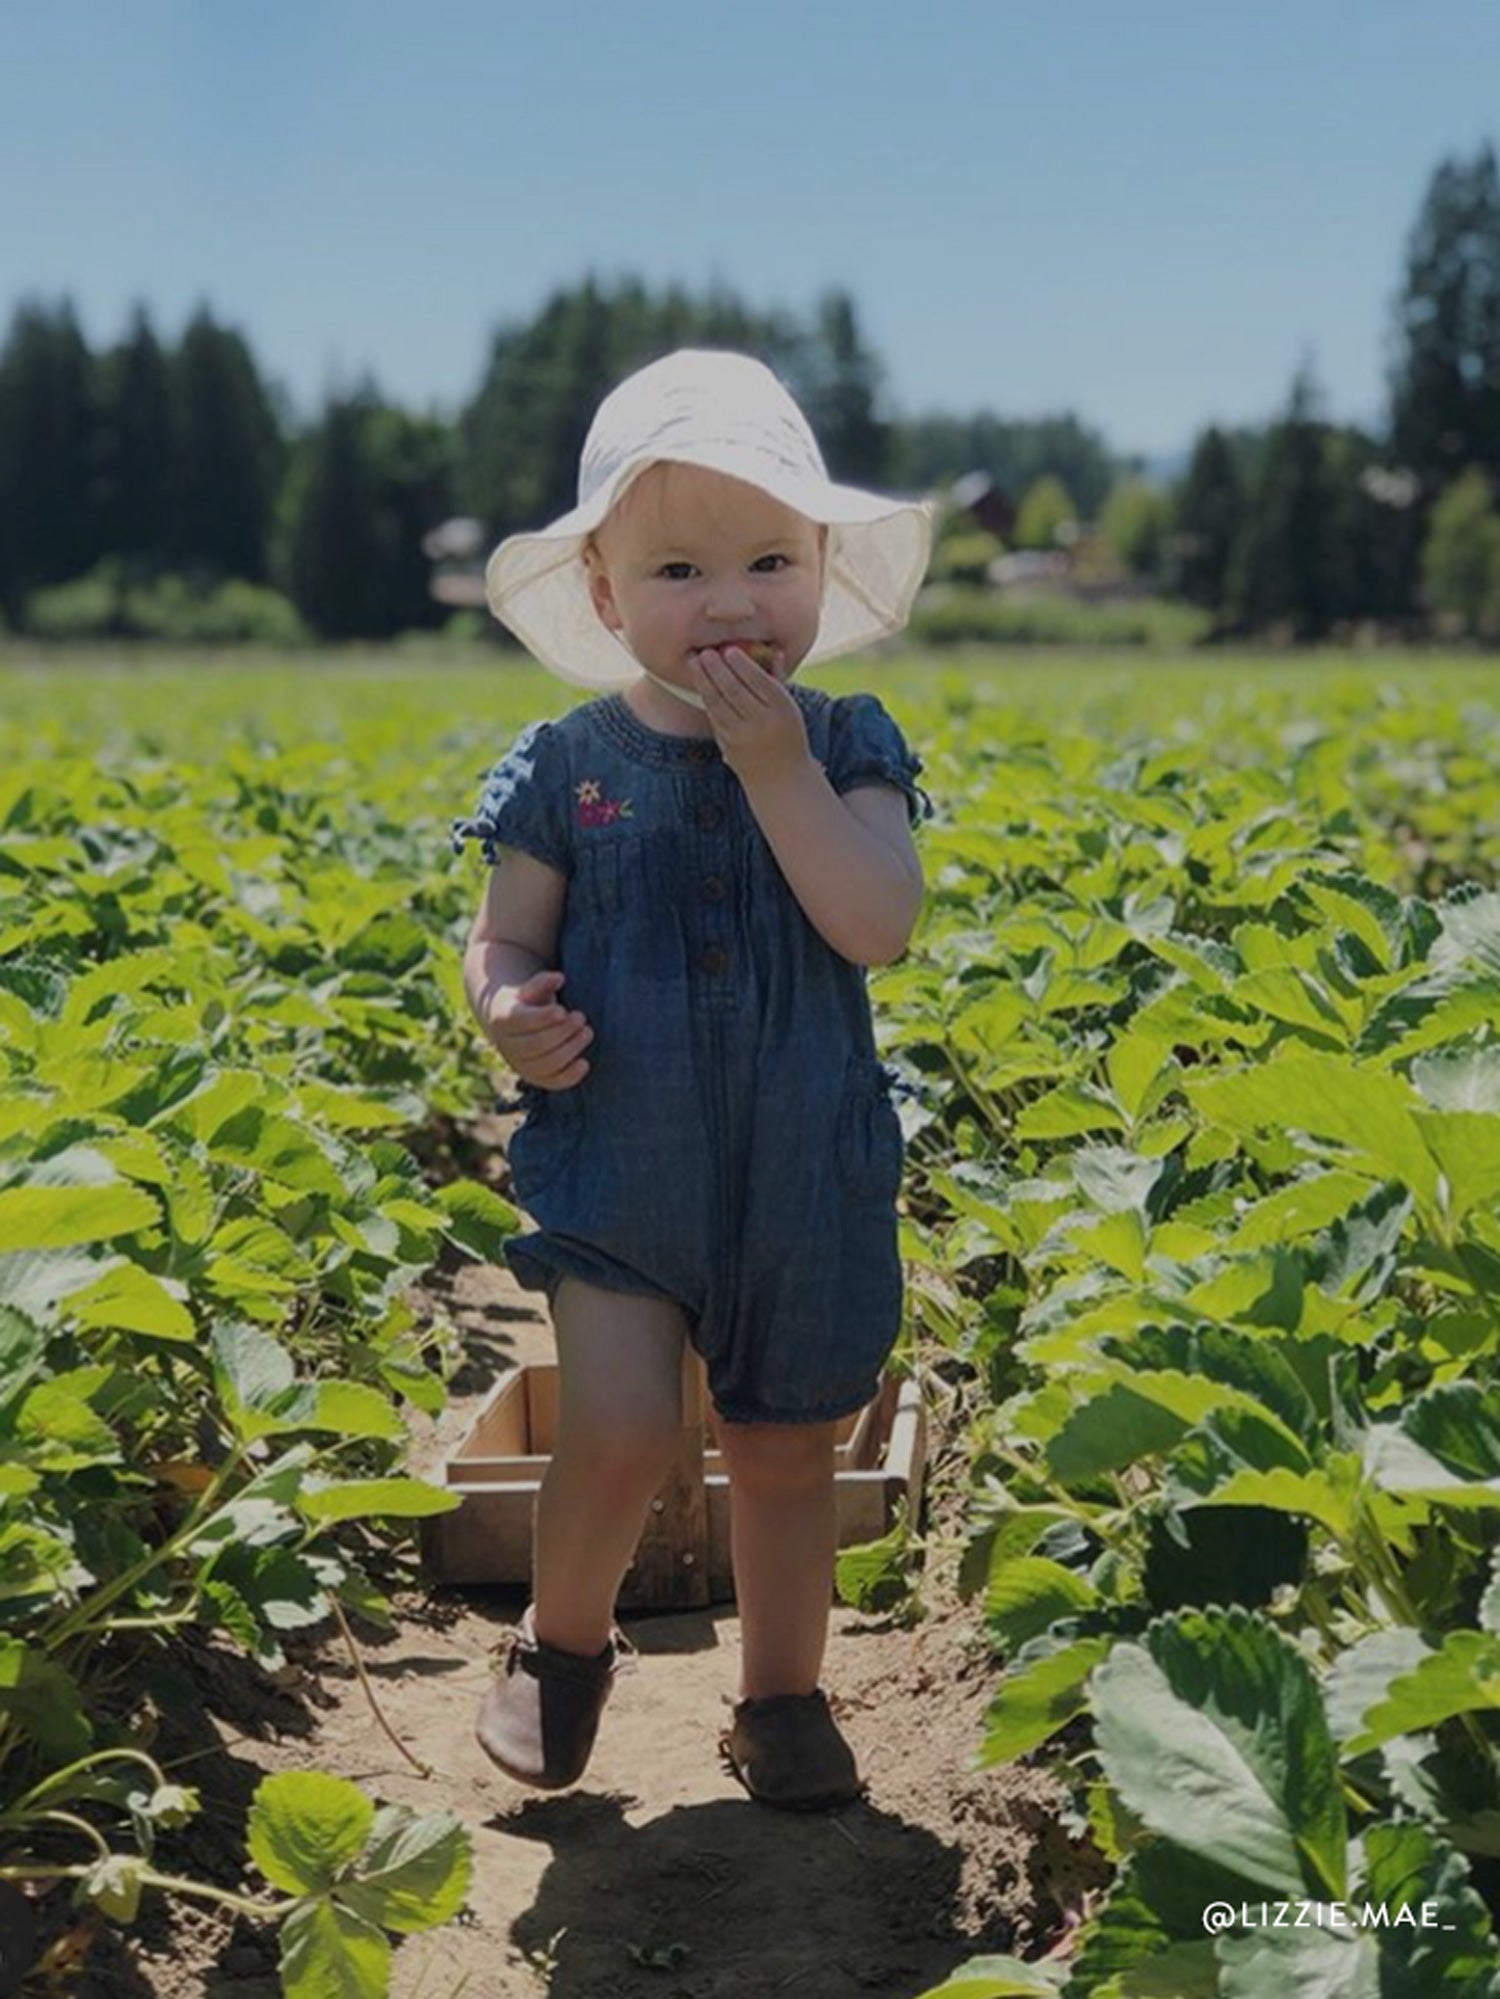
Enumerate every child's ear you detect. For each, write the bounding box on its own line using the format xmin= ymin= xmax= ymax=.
xmin=583 ymin=545 xmax=622 ymax=633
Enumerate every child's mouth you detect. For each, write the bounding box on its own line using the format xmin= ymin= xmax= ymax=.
xmin=694 ymin=642 xmax=781 ymax=675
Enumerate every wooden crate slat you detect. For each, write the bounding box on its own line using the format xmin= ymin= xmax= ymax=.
xmin=525 ymin=1365 xmax=560 ymax=1453
xmin=620 ymin=1343 xmax=710 ymax=1609
xmin=883 ymin=1377 xmax=926 ymax=1509
xmin=832 ymin=1476 xmax=890 ymax=1546
xmin=420 ymin=1486 xmax=536 ymax=1584
xmin=843 ymin=1377 xmax=892 ymax=1468
xmin=421 ymin=1354 xmax=926 ymax=1607
xmin=457 ymin=1371 xmax=530 ymax=1460
xmin=443 ymin=1457 xmax=548 ymax=1485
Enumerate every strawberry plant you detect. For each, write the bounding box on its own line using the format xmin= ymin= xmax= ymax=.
xmin=887 ymin=686 xmax=1500 ymax=1995
xmin=8 ymin=650 xmax=1500 ymax=1994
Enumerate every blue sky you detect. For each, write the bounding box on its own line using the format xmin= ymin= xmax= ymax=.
xmin=3 ymin=1 xmax=1495 ymax=460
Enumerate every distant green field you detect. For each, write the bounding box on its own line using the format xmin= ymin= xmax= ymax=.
xmin=2 ymin=640 xmax=1499 ymax=758
xmin=5 ymin=634 xmax=1500 ymax=1983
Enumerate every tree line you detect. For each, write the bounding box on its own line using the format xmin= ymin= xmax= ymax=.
xmin=0 ymin=278 xmax=1117 ymax=644
xmin=1056 ymin=144 xmax=1500 ymax=642
xmin=1 ymin=144 xmax=1497 ymax=645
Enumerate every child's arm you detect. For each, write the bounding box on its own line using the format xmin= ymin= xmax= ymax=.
xmin=739 ymin=763 xmax=923 ymax=966
xmin=464 ymin=850 xmax=594 ymax=1088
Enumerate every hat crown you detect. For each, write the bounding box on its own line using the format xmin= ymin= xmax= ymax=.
xmin=577 ymin=349 xmax=829 ymax=510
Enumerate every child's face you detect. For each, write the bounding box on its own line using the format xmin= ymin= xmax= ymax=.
xmin=584 ymin=463 xmax=827 ymax=688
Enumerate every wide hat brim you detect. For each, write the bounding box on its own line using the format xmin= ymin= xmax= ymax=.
xmin=484 ymin=445 xmax=934 ymax=690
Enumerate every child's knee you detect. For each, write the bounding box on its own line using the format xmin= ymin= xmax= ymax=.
xmin=557 ymin=1407 xmax=682 ymax=1493
xmin=717 ymin=1419 xmax=835 ymax=1495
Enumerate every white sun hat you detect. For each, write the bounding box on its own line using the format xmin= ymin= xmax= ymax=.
xmin=483 ymin=348 xmax=934 ymax=697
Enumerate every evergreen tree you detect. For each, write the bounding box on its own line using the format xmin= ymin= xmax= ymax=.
xmin=364 ymin=405 xmax=455 ymax=633
xmin=1172 ymin=426 xmax=1243 ymax=614
xmin=276 ymin=389 xmax=385 ymax=639
xmin=1390 ymin=143 xmax=1500 ymax=496
xmin=0 ymin=299 xmax=103 ymax=616
xmin=169 ymin=307 xmax=283 ymax=582
xmin=460 ymin=279 xmax=618 ymax=538
xmin=98 ymin=305 xmax=174 ymax=571
xmin=277 ymin=389 xmax=455 ymax=638
xmin=1232 ymin=367 xmax=1338 ymax=639
xmin=460 ymin=277 xmax=793 ymax=542
xmin=695 ymin=277 xmax=781 ymax=359
xmin=786 ymin=290 xmax=890 ymax=485
xmin=1321 ymin=428 xmax=1424 ymax=627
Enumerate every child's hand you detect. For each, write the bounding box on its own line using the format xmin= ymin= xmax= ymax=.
xmin=485 ymin=968 xmax=593 ymax=1090
xmin=690 ymin=646 xmax=813 ymax=789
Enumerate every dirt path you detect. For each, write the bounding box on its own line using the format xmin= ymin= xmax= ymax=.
xmin=58 ymin=1248 xmax=1090 ymax=1999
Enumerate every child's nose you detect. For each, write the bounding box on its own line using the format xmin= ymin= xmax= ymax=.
xmin=705 ymin=577 xmax=757 ymax=621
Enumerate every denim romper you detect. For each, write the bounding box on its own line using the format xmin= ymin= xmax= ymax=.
xmin=451 ymin=682 xmax=934 ymax=1425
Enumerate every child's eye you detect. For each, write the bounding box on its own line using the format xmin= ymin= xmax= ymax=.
xmin=654 ymin=555 xmax=789 ymax=579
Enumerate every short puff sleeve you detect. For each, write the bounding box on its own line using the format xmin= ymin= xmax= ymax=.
xmin=450 ymin=718 xmax=573 ymax=873
xmin=824 ymin=693 xmax=934 ymax=830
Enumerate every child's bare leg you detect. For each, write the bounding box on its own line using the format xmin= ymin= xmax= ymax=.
xmin=715 ymin=1421 xmax=838 ymax=1699
xmin=532 ymin=1275 xmax=687 ymax=1656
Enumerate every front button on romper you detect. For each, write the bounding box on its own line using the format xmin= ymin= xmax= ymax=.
xmin=451 ymin=683 xmax=935 ymax=1425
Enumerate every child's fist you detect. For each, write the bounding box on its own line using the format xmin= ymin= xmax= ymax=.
xmin=485 ymin=968 xmax=593 ymax=1090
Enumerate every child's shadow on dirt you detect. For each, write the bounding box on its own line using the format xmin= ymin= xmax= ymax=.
xmin=497 ymin=1789 xmax=1006 ymax=1999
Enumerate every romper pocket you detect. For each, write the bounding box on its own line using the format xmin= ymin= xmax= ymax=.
xmin=834 ymin=1053 xmax=905 ymax=1204
xmin=506 ymin=1079 xmax=587 ymax=1205
xmin=574 ymin=839 xmax=623 ymax=922
xmin=574 ymin=833 xmax=654 ymax=922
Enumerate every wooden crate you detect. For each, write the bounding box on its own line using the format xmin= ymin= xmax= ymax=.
xmin=419 ymin=1348 xmax=926 ymax=1611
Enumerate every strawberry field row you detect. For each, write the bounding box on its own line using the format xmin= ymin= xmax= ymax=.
xmin=4 ymin=650 xmax=1500 ymax=1994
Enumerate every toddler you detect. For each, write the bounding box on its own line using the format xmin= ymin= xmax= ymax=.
xmin=451 ymin=348 xmax=934 ymax=1810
